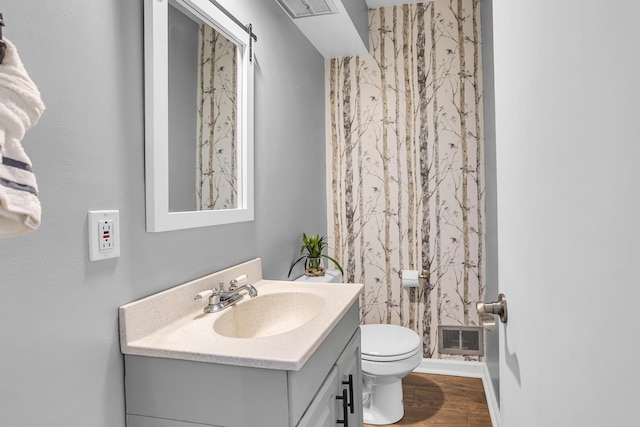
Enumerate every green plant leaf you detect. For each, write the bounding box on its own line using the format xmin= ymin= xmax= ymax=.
xmin=287 ymin=255 xmax=308 ymax=277
xmin=321 ymin=254 xmax=344 ymax=275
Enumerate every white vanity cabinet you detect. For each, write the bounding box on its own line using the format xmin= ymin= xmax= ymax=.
xmin=124 ymin=302 xmax=363 ymax=427
xmin=335 ymin=327 xmax=363 ymax=427
xmin=298 ymin=328 xmax=362 ymax=427
xmin=297 ymin=367 xmax=339 ymax=427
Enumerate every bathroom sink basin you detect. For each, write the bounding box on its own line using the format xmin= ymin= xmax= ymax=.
xmin=119 ymin=260 xmax=364 ymax=369
xmin=213 ymin=292 xmax=325 ymax=338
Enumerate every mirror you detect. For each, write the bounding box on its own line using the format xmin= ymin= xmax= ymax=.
xmin=144 ymin=0 xmax=255 ymax=232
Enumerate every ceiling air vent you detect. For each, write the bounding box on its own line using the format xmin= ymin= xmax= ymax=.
xmin=276 ymin=0 xmax=339 ymax=19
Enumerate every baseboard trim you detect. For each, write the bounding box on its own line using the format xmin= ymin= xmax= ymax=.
xmin=482 ymin=363 xmax=501 ymax=427
xmin=413 ymin=359 xmax=501 ymax=427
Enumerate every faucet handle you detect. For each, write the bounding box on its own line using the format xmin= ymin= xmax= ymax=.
xmin=194 ymin=288 xmax=219 ymax=302
xmin=229 ymin=274 xmax=248 ymax=290
xmin=194 ymin=289 xmax=213 ymax=301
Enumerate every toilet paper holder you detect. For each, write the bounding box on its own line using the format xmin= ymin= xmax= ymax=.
xmin=397 ymin=270 xmax=430 ymax=280
xmin=476 ymin=294 xmax=508 ymax=330
xmin=397 ymin=269 xmax=430 ymax=288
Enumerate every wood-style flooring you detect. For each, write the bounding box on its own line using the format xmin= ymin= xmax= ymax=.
xmin=363 ymin=373 xmax=492 ymax=427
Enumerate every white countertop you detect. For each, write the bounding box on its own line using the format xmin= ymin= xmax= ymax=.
xmin=119 ymin=259 xmax=363 ymax=371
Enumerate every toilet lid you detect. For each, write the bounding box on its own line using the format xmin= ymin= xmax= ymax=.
xmin=360 ymin=324 xmax=421 ymax=361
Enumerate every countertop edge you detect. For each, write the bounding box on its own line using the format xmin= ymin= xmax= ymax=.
xmin=120 ymin=282 xmax=364 ymax=371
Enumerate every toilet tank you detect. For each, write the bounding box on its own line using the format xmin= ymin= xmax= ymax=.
xmin=294 ymin=269 xmax=342 ymax=283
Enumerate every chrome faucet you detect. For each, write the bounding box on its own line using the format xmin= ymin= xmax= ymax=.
xmin=222 ymin=283 xmax=258 ymax=300
xmin=194 ymin=276 xmax=258 ymax=313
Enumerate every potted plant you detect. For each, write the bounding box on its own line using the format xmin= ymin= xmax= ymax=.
xmin=288 ymin=233 xmax=344 ymax=278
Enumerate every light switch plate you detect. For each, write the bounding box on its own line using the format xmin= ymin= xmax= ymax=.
xmin=88 ymin=210 xmax=120 ymax=261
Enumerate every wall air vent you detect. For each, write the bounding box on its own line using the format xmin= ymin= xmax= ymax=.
xmin=275 ymin=0 xmax=339 ymax=19
xmin=438 ymin=325 xmax=484 ymax=356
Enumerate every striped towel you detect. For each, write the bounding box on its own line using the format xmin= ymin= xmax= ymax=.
xmin=0 ymin=39 xmax=45 ymax=238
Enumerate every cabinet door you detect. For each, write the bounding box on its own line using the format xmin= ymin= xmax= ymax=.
xmin=297 ymin=367 xmax=339 ymax=427
xmin=335 ymin=329 xmax=363 ymax=427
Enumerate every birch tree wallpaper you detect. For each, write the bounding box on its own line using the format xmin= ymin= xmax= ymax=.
xmin=196 ymin=24 xmax=237 ymax=211
xmin=326 ymin=0 xmax=484 ymax=359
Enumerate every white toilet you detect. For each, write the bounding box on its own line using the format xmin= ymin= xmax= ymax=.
xmin=360 ymin=324 xmax=422 ymax=425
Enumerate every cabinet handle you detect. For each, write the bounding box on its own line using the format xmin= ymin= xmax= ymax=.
xmin=336 ymin=388 xmax=349 ymax=427
xmin=341 ymin=374 xmax=354 ymax=414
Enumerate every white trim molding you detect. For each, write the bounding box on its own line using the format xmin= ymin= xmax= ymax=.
xmin=414 ymin=359 xmax=501 ymax=427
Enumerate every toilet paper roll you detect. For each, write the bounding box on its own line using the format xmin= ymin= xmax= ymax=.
xmin=400 ymin=270 xmax=420 ymax=287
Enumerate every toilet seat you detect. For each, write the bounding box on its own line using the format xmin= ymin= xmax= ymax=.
xmin=360 ymin=324 xmax=421 ymax=362
xmin=361 ymin=345 xmax=421 ymax=362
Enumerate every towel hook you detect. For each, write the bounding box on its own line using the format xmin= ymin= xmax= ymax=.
xmin=0 ymin=13 xmax=6 ymax=64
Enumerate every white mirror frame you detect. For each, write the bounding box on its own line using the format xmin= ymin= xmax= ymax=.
xmin=144 ymin=0 xmax=254 ymax=232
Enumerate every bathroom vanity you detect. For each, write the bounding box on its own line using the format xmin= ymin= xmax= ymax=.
xmin=119 ymin=259 xmax=364 ymax=427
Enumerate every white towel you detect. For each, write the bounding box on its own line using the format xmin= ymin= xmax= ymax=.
xmin=0 ymin=39 xmax=45 ymax=238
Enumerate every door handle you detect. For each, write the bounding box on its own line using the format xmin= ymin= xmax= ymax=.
xmin=476 ymin=293 xmax=508 ymax=330
xmin=342 ymin=375 xmax=354 ymax=414
xmin=336 ymin=388 xmax=349 ymax=426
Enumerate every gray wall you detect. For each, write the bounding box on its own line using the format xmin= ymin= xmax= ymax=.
xmin=480 ymin=0 xmax=500 ymax=405
xmin=0 ymin=1 xmax=325 ymax=426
